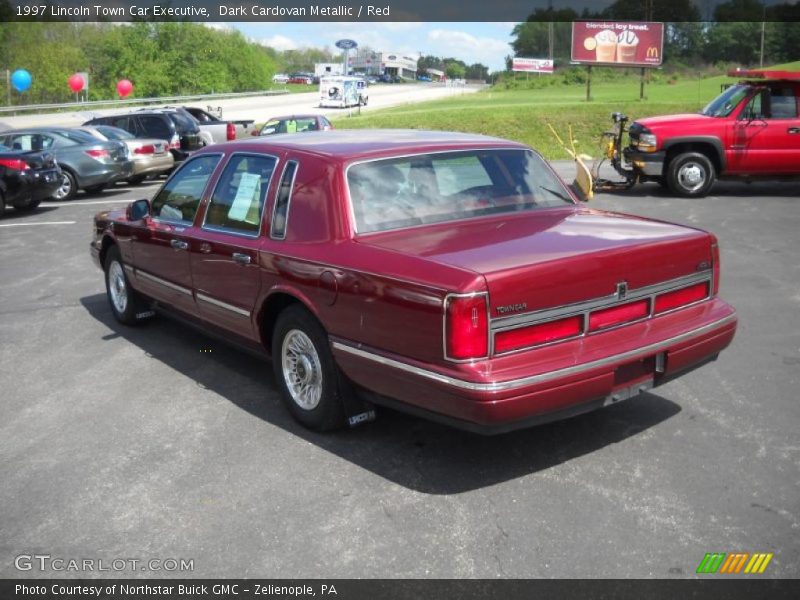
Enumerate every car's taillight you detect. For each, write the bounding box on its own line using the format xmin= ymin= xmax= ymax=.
xmin=494 ymin=316 xmax=582 ymax=354
xmin=0 ymin=158 xmax=29 ymax=170
xmin=654 ymin=282 xmax=710 ymax=314
xmin=84 ymin=149 xmax=110 ymax=161
xmin=226 ymin=122 xmax=236 ymax=141
xmin=170 ymin=134 xmax=181 ymax=149
xmin=444 ymin=294 xmax=488 ymax=360
xmin=711 ymin=238 xmax=721 ymax=295
xmin=588 ymin=299 xmax=649 ymax=332
xmin=134 ymin=144 xmax=155 ymax=155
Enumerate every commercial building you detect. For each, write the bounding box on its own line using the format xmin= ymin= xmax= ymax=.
xmin=348 ymin=51 xmax=418 ymax=79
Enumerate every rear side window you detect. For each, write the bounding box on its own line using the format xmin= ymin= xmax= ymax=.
xmin=151 ymin=154 xmax=221 ymax=223
xmin=270 ymin=161 xmax=298 ymax=239
xmin=168 ymin=111 xmax=199 ymax=134
xmin=107 ymin=116 xmax=132 ymax=132
xmin=770 ymin=87 xmax=798 ymax=119
xmin=139 ymin=116 xmax=172 ymax=140
xmin=204 ymin=154 xmax=277 ymax=235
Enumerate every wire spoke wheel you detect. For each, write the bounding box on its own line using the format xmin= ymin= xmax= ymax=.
xmin=108 ymin=261 xmax=128 ymax=314
xmin=281 ymin=329 xmax=323 ymax=410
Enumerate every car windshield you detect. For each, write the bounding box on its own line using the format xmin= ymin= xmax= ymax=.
xmin=700 ymin=84 xmax=751 ymax=117
xmin=95 ymin=125 xmax=134 ymax=140
xmin=348 ymin=149 xmax=574 ymax=234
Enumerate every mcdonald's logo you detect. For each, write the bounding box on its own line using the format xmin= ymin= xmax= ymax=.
xmin=646 ymin=47 xmax=660 ymax=59
xmin=696 ymin=552 xmax=773 ymax=574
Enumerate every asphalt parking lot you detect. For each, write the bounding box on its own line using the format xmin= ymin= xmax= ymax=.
xmin=1 ymin=168 xmax=798 ymax=579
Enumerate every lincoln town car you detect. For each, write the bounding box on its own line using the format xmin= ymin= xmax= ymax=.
xmin=91 ymin=130 xmax=737 ymax=433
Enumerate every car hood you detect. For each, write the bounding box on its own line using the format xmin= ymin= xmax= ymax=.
xmin=634 ymin=113 xmax=714 ymax=130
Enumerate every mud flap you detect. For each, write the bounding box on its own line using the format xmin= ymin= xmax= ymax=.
xmin=336 ymin=369 xmax=377 ymax=428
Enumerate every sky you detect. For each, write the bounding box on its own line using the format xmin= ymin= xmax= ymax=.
xmin=231 ymin=22 xmax=518 ymax=72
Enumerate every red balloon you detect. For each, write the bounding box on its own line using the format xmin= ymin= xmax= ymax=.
xmin=68 ymin=73 xmax=84 ymax=93
xmin=116 ymin=79 xmax=133 ymax=98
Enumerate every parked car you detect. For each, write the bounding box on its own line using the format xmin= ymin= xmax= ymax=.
xmin=253 ymin=114 xmax=333 ymax=136
xmin=272 ymin=73 xmax=289 ymax=84
xmin=83 ymin=110 xmax=202 ymax=165
xmin=611 ymin=68 xmax=800 ymax=197
xmin=0 ymin=143 xmax=61 ymax=216
xmin=0 ymin=128 xmax=131 ymax=200
xmin=175 ymin=106 xmax=256 ymax=141
xmin=91 ymin=130 xmax=737 ymax=434
xmin=288 ymin=74 xmax=314 ymax=85
xmin=78 ymin=125 xmax=173 ymax=185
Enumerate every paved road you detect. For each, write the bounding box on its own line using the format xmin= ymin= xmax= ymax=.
xmin=0 ymin=169 xmax=797 ymax=579
xmin=0 ymin=83 xmax=480 ymax=129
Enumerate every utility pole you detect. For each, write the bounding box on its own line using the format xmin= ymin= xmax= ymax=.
xmin=760 ymin=3 xmax=766 ymax=67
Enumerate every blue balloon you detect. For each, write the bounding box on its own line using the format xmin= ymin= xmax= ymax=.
xmin=11 ymin=69 xmax=32 ymax=93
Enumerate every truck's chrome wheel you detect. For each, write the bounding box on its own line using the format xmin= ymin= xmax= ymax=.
xmin=677 ymin=161 xmax=707 ymax=193
xmin=281 ymin=329 xmax=323 ymax=410
xmin=108 ymin=261 xmax=128 ymax=314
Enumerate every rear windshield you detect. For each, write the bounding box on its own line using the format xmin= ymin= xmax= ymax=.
xmin=347 ymin=149 xmax=574 ymax=234
xmin=95 ymin=125 xmax=134 ymax=140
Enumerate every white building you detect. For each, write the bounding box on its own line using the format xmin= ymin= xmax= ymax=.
xmin=348 ymin=52 xmax=418 ymax=79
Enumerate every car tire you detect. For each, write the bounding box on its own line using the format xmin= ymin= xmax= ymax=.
xmin=13 ymin=198 xmax=41 ymax=212
xmin=272 ymin=305 xmax=346 ymax=431
xmin=85 ymin=183 xmax=107 ymax=195
xmin=666 ymin=152 xmax=716 ymax=198
xmin=104 ymin=246 xmax=150 ymax=326
xmin=51 ymin=169 xmax=77 ymax=201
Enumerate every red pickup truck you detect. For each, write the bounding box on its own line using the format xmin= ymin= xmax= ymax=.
xmin=622 ymin=69 xmax=800 ymax=197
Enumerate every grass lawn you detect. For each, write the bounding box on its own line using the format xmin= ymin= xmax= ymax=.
xmin=332 ymin=73 xmax=742 ymax=160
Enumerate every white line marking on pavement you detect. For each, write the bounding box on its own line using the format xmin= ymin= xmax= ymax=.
xmin=0 ymin=220 xmax=77 ymax=227
xmin=46 ymin=199 xmax=137 ymax=207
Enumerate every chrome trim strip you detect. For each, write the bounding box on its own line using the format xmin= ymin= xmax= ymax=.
xmin=270 ymin=159 xmax=299 ymax=240
xmin=196 ymin=292 xmax=250 ymax=317
xmin=123 ymin=264 xmax=134 ymax=274
xmin=332 ymin=313 xmax=736 ymax=393
xmin=491 ymin=271 xmax=712 ymax=331
xmin=137 ymin=269 xmax=193 ymax=296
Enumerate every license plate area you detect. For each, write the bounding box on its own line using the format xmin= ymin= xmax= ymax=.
xmin=603 ymin=353 xmax=663 ymax=407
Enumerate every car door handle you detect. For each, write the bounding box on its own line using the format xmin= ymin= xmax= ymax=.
xmin=170 ymin=239 xmax=189 ymax=250
xmin=199 ymin=242 xmax=212 ymax=254
xmin=232 ymin=252 xmax=251 ymax=265
xmin=788 ymin=128 xmax=800 ymax=134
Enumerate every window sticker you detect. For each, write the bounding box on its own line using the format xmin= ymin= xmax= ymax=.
xmin=228 ymin=172 xmax=262 ymax=224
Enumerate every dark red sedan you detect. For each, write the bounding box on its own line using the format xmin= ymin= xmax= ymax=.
xmin=91 ymin=130 xmax=737 ymax=434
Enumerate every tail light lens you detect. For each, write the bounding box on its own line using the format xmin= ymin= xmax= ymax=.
xmin=84 ymin=149 xmax=111 ymax=161
xmin=134 ymin=144 xmax=155 ymax=155
xmin=445 ymin=294 xmax=488 ymax=360
xmin=226 ymin=122 xmax=236 ymax=141
xmin=494 ymin=316 xmax=582 ymax=354
xmin=589 ymin=299 xmax=649 ymax=331
xmin=0 ymin=158 xmax=29 ymax=170
xmin=170 ymin=134 xmax=181 ymax=149
xmin=654 ymin=282 xmax=710 ymax=314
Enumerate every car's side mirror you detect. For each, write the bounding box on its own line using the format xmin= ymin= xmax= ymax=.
xmin=127 ymin=198 xmax=150 ymax=221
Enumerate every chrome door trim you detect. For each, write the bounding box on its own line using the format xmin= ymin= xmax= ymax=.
xmin=196 ymin=292 xmax=250 ymax=317
xmin=136 ymin=269 xmax=192 ymax=296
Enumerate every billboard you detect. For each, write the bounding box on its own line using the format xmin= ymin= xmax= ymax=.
xmin=571 ymin=22 xmax=664 ymax=67
xmin=512 ymin=58 xmax=554 ymax=74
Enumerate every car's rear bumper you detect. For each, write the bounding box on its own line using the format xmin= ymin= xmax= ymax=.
xmin=3 ymin=167 xmax=61 ymax=206
xmin=332 ymin=298 xmax=737 ymax=434
xmin=78 ymin=161 xmax=134 ymax=188
xmin=131 ymin=154 xmax=174 ymax=177
xmin=623 ymin=148 xmax=665 ymax=178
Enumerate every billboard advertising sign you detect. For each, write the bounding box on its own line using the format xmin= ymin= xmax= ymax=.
xmin=571 ymin=22 xmax=664 ymax=67
xmin=512 ymin=58 xmax=554 ymax=74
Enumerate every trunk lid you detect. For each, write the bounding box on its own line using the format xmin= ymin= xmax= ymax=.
xmin=359 ymin=208 xmax=713 ymax=315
